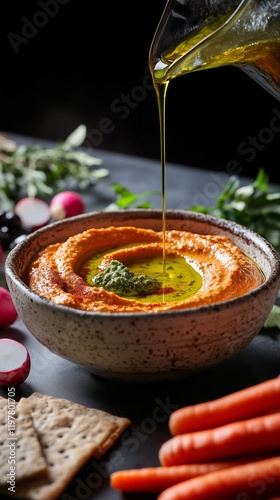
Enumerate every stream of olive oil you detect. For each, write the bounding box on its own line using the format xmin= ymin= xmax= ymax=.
xmin=152 ymin=81 xmax=169 ymax=275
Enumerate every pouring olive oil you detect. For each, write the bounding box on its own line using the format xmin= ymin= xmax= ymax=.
xmin=149 ymin=0 xmax=280 ymax=271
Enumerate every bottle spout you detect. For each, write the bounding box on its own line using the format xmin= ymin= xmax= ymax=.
xmin=149 ymin=0 xmax=241 ymax=74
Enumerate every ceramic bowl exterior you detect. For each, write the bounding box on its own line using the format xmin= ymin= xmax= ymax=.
xmin=5 ymin=210 xmax=280 ymax=381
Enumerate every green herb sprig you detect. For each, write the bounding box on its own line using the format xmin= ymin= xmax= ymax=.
xmin=0 ymin=125 xmax=109 ymax=211
xmin=191 ymin=168 xmax=280 ymax=253
xmin=106 ymin=183 xmax=160 ymax=211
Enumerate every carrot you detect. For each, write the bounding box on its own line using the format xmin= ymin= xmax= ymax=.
xmin=169 ymin=376 xmax=280 ymax=435
xmin=110 ymin=458 xmax=268 ymax=493
xmin=157 ymin=456 xmax=280 ymax=500
xmin=159 ymin=412 xmax=280 ymax=466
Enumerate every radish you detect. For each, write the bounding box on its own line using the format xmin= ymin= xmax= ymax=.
xmin=49 ymin=191 xmax=84 ymax=220
xmin=15 ymin=197 xmax=51 ymax=230
xmin=0 ymin=287 xmax=18 ymax=328
xmin=0 ymin=338 xmax=31 ymax=386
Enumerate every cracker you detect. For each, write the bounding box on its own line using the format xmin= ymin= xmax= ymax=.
xmin=0 ymin=396 xmax=48 ymax=487
xmin=28 ymin=392 xmax=131 ymax=457
xmin=9 ymin=392 xmax=131 ymax=500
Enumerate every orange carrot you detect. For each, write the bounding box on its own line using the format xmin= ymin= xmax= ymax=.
xmin=169 ymin=376 xmax=280 ymax=435
xmin=110 ymin=457 xmax=277 ymax=493
xmin=110 ymin=463 xmax=225 ymax=492
xmin=110 ymin=458 xmax=266 ymax=493
xmin=159 ymin=412 xmax=280 ymax=466
xmin=157 ymin=456 xmax=280 ymax=500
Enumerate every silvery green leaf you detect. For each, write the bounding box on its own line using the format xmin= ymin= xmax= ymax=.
xmin=29 ymin=169 xmax=46 ymax=180
xmin=227 ymin=200 xmax=246 ymax=211
xmin=0 ymin=192 xmax=14 ymax=211
xmin=267 ymin=192 xmax=280 ymax=202
xmin=35 ymin=180 xmax=54 ymax=195
xmin=64 ymin=150 xmax=103 ymax=166
xmin=104 ymin=202 xmax=120 ymax=211
xmin=14 ymin=144 xmax=27 ymax=156
xmin=234 ymin=185 xmax=254 ymax=199
xmin=27 ymin=183 xmax=38 ymax=198
xmin=63 ymin=125 xmax=87 ymax=150
xmin=89 ymin=168 xmax=109 ymax=178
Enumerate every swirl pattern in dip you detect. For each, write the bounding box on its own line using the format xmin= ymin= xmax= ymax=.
xmin=28 ymin=226 xmax=264 ymax=313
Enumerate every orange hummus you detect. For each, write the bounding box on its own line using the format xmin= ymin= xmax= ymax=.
xmin=28 ymin=226 xmax=264 ymax=313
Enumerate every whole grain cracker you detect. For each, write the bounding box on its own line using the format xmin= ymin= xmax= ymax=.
xmin=9 ymin=392 xmax=131 ymax=500
xmin=0 ymin=396 xmax=48 ymax=486
xmin=28 ymin=391 xmax=130 ymax=456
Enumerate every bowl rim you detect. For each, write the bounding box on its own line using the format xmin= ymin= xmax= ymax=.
xmin=5 ymin=208 xmax=280 ymax=318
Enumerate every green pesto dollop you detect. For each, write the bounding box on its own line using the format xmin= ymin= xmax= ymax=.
xmin=92 ymin=259 xmax=161 ymax=297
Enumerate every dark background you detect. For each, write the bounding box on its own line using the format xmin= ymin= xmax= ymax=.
xmin=0 ymin=0 xmax=279 ymax=184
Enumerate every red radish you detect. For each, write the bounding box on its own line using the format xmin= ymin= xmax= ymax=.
xmin=0 ymin=287 xmax=18 ymax=328
xmin=0 ymin=338 xmax=31 ymax=386
xmin=49 ymin=191 xmax=84 ymax=220
xmin=15 ymin=197 xmax=51 ymax=230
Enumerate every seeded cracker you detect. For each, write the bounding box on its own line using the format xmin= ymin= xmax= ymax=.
xmin=9 ymin=393 xmax=131 ymax=500
xmin=0 ymin=396 xmax=48 ymax=486
xmin=28 ymin=391 xmax=131 ymax=454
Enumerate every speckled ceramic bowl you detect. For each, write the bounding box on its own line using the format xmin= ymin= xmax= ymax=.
xmin=5 ymin=209 xmax=280 ymax=381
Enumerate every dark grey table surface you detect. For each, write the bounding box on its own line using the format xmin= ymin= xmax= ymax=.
xmin=0 ymin=134 xmax=279 ymax=500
